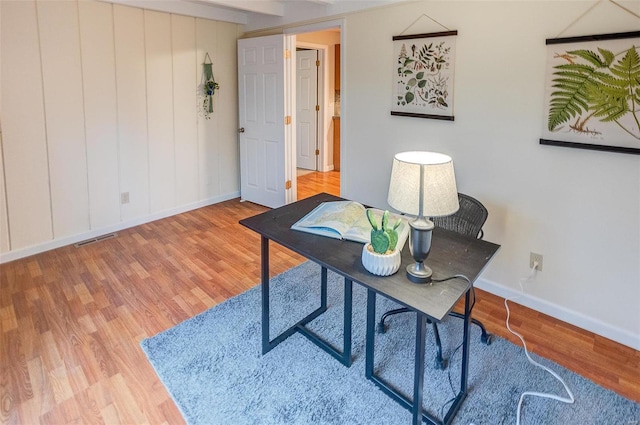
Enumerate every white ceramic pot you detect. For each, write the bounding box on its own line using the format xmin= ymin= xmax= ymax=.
xmin=361 ymin=243 xmax=401 ymax=276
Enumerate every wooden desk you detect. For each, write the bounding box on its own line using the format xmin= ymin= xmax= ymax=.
xmin=240 ymin=193 xmax=500 ymax=425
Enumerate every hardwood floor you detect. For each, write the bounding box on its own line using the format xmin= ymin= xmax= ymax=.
xmin=1 ymin=170 xmax=638 ymax=424
xmin=296 ymin=169 xmax=340 ymax=200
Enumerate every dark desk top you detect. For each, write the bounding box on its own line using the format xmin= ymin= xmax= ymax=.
xmin=240 ymin=193 xmax=500 ymax=321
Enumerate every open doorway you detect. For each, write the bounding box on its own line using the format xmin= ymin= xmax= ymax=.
xmin=295 ymin=47 xmax=320 ymax=172
xmin=237 ymin=27 xmax=342 ymax=208
xmin=294 ymin=28 xmax=341 ymax=200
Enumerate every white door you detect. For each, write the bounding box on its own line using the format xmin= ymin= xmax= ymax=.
xmin=296 ymin=49 xmax=318 ymax=170
xmin=238 ymin=35 xmax=296 ymax=208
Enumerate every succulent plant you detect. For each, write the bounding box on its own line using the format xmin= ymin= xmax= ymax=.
xmin=366 ymin=210 xmax=401 ymax=254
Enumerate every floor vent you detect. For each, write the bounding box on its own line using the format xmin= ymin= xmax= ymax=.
xmin=74 ymin=232 xmax=118 ymax=248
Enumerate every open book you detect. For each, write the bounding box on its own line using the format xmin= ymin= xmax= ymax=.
xmin=291 ymin=201 xmax=410 ymax=250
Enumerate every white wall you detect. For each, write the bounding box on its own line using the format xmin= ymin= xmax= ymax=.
xmin=342 ymin=1 xmax=640 ymax=348
xmin=0 ymin=0 xmax=240 ymax=261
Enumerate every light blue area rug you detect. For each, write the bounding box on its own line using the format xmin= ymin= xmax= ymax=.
xmin=141 ymin=261 xmax=639 ymax=425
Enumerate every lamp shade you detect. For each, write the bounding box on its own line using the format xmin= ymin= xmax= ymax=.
xmin=388 ymin=151 xmax=459 ymax=217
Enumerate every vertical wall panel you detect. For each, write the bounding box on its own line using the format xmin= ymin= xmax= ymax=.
xmin=172 ymin=14 xmax=199 ymax=205
xmin=78 ymin=1 xmax=121 ymax=229
xmin=216 ymin=22 xmax=240 ymax=194
xmin=145 ymin=10 xmax=176 ymax=213
xmin=113 ymin=5 xmax=149 ymax=220
xmin=195 ymin=18 xmax=220 ymax=199
xmin=37 ymin=0 xmax=90 ymax=238
xmin=0 ymin=0 xmax=53 ymax=249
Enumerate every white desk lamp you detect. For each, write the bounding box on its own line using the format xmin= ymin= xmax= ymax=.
xmin=388 ymin=151 xmax=459 ymax=283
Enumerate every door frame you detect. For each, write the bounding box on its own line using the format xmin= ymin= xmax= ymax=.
xmin=284 ymin=35 xmax=296 ymax=204
xmin=286 ymin=19 xmax=344 ymax=195
xmin=295 ymin=42 xmax=326 ymax=172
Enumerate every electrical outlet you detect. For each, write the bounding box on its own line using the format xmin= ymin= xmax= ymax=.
xmin=121 ymin=192 xmax=130 ymax=205
xmin=530 ymin=252 xmax=543 ymax=271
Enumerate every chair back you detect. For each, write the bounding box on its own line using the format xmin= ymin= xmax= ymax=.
xmin=432 ymin=193 xmax=488 ymax=239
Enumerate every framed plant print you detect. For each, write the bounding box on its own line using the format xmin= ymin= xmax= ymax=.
xmin=540 ymin=31 xmax=640 ymax=155
xmin=391 ymin=31 xmax=457 ymax=120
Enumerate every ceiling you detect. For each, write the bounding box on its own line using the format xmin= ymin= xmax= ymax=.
xmin=107 ymin=0 xmax=407 ymax=31
xmin=198 ymin=0 xmax=335 ymax=17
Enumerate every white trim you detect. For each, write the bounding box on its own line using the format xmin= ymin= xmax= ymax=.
xmin=103 ymin=0 xmax=248 ymax=24
xmin=0 ymin=192 xmax=239 ymax=264
xmin=475 ymin=277 xmax=640 ymax=351
xmin=285 ymin=18 xmax=345 ymax=195
xmin=285 ymin=35 xmax=297 ymax=204
xmin=283 ymin=19 xmax=344 ymax=36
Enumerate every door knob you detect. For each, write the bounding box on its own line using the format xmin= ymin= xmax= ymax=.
xmin=238 ymin=127 xmax=245 ymax=133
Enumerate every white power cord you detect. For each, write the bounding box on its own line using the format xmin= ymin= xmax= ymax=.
xmin=505 ymin=262 xmax=575 ymax=425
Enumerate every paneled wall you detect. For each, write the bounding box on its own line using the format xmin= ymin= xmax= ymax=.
xmin=0 ymin=0 xmax=240 ymax=259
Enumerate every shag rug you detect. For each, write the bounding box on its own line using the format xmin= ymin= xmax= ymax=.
xmin=141 ymin=261 xmax=639 ymax=424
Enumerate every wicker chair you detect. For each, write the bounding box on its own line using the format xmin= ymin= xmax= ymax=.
xmin=377 ymin=193 xmax=493 ymax=369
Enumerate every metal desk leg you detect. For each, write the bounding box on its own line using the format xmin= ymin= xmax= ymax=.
xmin=413 ymin=314 xmax=427 ymax=425
xmin=295 ymin=276 xmax=353 ymax=366
xmin=261 ymin=236 xmax=327 ymax=354
xmin=461 ymin=290 xmax=471 ymax=393
xmin=261 ymin=236 xmax=271 ymax=355
xmin=365 ymin=288 xmax=472 ymax=425
xmin=365 ymin=289 xmax=376 ymax=379
xmin=443 ymin=289 xmax=471 ymax=425
xmin=261 ymin=236 xmax=352 ymax=366
xmin=365 ymin=289 xmax=417 ymax=410
xmin=343 ymin=278 xmax=353 ymax=364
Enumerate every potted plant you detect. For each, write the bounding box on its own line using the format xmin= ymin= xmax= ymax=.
xmin=203 ymin=79 xmax=220 ymax=115
xmin=361 ymin=210 xmax=402 ymax=276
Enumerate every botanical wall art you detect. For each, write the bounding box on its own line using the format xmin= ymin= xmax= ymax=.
xmin=391 ymin=31 xmax=457 ymax=120
xmin=540 ymin=31 xmax=640 ymax=155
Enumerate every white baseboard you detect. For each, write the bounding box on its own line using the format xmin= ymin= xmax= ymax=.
xmin=475 ymin=277 xmax=640 ymax=351
xmin=0 ymin=192 xmax=240 ymax=264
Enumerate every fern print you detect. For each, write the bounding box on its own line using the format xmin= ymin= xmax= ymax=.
xmin=548 ymin=44 xmax=640 ymax=141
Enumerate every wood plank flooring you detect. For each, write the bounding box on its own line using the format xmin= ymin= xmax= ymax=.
xmin=1 ymin=170 xmax=638 ymax=424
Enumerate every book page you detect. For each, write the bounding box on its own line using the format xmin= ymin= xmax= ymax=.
xmin=291 ymin=201 xmax=365 ymax=238
xmin=342 ymin=211 xmax=373 ymax=243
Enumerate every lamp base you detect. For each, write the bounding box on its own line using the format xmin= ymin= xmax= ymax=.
xmin=406 ymin=263 xmax=432 ymax=284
